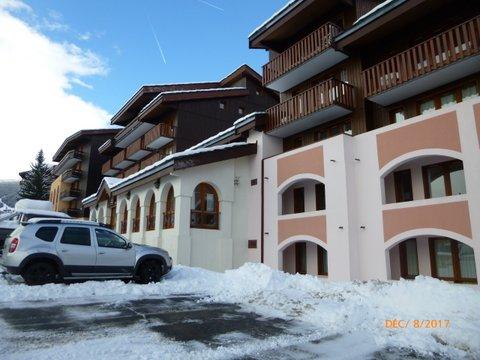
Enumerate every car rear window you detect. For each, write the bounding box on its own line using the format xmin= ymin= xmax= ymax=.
xmin=35 ymin=227 xmax=58 ymax=242
xmin=60 ymin=227 xmax=91 ymax=246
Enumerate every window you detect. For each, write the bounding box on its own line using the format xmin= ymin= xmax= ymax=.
xmin=317 ymin=246 xmax=328 ymax=276
xmin=121 ymin=207 xmax=128 ymax=234
xmin=461 ymin=84 xmax=478 ymax=100
xmin=292 ymin=137 xmax=303 ymax=149
xmin=314 ymin=130 xmax=328 ymax=142
xmin=343 ymin=121 xmax=352 ymax=135
xmin=164 ymin=187 xmax=175 ymax=229
xmin=423 ymin=160 xmax=466 ymax=198
xmin=295 ymin=242 xmax=307 ymax=275
xmin=146 ymin=195 xmax=156 ymax=231
xmin=109 ymin=205 xmax=116 ymax=230
xmin=293 ymin=187 xmax=305 ymax=213
xmin=399 ymin=239 xmax=419 ymax=279
xmin=419 ymin=99 xmax=435 ymax=114
xmin=238 ymin=107 xmax=244 ymax=115
xmin=440 ymin=92 xmax=456 ymax=108
xmin=60 ymin=227 xmax=91 ymax=246
xmin=95 ymin=228 xmax=127 ymax=249
xmin=191 ymin=183 xmax=219 ymax=229
xmin=132 ymin=201 xmax=140 ymax=233
xmin=219 ymin=101 xmax=225 ymax=110
xmin=35 ymin=227 xmax=58 ymax=242
xmin=390 ymin=108 xmax=406 ymax=123
xmin=429 ymin=238 xmax=477 ymax=283
xmin=315 ymin=183 xmax=326 ymax=210
xmin=394 ymin=169 xmax=413 ymax=202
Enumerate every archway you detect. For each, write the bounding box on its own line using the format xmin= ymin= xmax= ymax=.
xmin=278 ymin=176 xmax=325 ymax=215
xmin=279 ymin=238 xmax=328 ymax=277
xmin=387 ymin=231 xmax=477 ymax=284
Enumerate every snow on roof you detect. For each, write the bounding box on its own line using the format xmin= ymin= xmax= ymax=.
xmin=139 ymin=87 xmax=247 ymax=116
xmin=110 ymin=142 xmax=251 ymax=192
xmin=189 ymin=112 xmax=263 ymax=151
xmin=354 ymin=0 xmax=396 ymax=24
xmin=15 ymin=199 xmax=53 ymax=212
xmin=82 ymin=177 xmax=122 ymax=205
xmin=249 ymin=0 xmax=302 ymax=39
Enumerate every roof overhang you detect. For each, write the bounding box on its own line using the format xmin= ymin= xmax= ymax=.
xmin=53 ymin=128 xmax=120 ymax=162
xmin=249 ymin=0 xmax=353 ymax=50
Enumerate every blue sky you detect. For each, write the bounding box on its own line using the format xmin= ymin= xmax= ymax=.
xmin=24 ymin=0 xmax=285 ymax=114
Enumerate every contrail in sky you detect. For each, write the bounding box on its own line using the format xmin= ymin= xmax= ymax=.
xmin=197 ymin=0 xmax=224 ymax=11
xmin=147 ymin=17 xmax=167 ymax=64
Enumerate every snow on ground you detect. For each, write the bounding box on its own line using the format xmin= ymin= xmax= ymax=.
xmin=1 ymin=263 xmax=479 ymax=358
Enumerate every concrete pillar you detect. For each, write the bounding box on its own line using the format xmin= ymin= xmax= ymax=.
xmin=219 ymin=200 xmax=234 ymax=270
xmin=175 ymin=195 xmax=192 ymax=265
xmin=139 ymin=205 xmax=148 ymax=244
xmin=155 ymin=200 xmax=164 ymax=247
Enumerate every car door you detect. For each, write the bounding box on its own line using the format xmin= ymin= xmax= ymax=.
xmin=93 ymin=227 xmax=135 ymax=275
xmin=55 ymin=226 xmax=96 ymax=276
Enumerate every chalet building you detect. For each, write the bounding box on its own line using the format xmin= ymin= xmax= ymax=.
xmin=50 ymin=128 xmax=120 ymax=218
xmin=99 ymin=64 xmax=278 ymax=180
xmin=85 ymin=0 xmax=480 ymax=284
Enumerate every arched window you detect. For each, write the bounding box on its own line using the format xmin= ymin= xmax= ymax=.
xmin=163 ymin=187 xmax=175 ymax=229
xmin=191 ymin=183 xmax=219 ymax=229
xmin=121 ymin=206 xmax=128 ymax=234
xmin=132 ymin=200 xmax=140 ymax=233
xmin=146 ymin=194 xmax=156 ymax=231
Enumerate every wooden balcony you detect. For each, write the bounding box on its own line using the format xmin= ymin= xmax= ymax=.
xmin=112 ymin=149 xmax=134 ymax=170
xmin=124 ymin=163 xmax=140 ymax=178
xmin=140 ymin=152 xmax=161 ymax=170
xmin=363 ymin=16 xmax=480 ymax=106
xmin=60 ymin=188 xmax=81 ymax=202
xmin=54 ymin=150 xmax=83 ymax=175
xmin=144 ymin=123 xmax=175 ymax=150
xmin=266 ymin=78 xmax=355 ymax=137
xmin=126 ymin=136 xmax=150 ymax=161
xmin=61 ymin=168 xmax=82 ymax=184
xmin=102 ymin=159 xmax=120 ymax=176
xmin=263 ymin=22 xmax=346 ymax=92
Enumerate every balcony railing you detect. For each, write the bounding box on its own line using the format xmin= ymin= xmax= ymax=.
xmin=124 ymin=163 xmax=140 ymax=178
xmin=61 ymin=168 xmax=82 ymax=183
xmin=120 ymin=221 xmax=127 ymax=234
xmin=54 ymin=150 xmax=83 ymax=175
xmin=140 ymin=153 xmax=161 ymax=170
xmin=60 ymin=188 xmax=81 ymax=201
xmin=163 ymin=211 xmax=175 ymax=229
xmin=263 ymin=22 xmax=342 ymax=86
xmin=363 ymin=15 xmax=480 ymax=98
xmin=146 ymin=215 xmax=156 ymax=231
xmin=102 ymin=159 xmax=119 ymax=176
xmin=126 ymin=136 xmax=147 ymax=159
xmin=265 ymin=78 xmax=355 ymax=132
xmin=144 ymin=123 xmax=175 ymax=150
xmin=132 ymin=218 xmax=140 ymax=233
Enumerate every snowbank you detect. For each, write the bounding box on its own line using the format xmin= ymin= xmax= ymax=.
xmin=1 ymin=263 xmax=479 ymax=358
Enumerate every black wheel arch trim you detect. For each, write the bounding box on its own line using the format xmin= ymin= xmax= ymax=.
xmin=134 ymin=254 xmax=167 ymax=275
xmin=19 ymin=253 xmax=66 ymax=276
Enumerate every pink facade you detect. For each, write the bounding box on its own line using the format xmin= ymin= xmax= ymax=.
xmin=262 ymin=98 xmax=480 ymax=284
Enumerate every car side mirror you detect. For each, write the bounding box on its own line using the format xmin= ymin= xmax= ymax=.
xmin=125 ymin=242 xmax=133 ymax=249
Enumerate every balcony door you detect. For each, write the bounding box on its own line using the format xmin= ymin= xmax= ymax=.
xmin=293 ymin=187 xmax=305 ymax=213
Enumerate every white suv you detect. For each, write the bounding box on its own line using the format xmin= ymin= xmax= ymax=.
xmin=1 ymin=218 xmax=172 ymax=285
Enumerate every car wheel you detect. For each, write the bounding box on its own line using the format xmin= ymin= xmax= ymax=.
xmin=137 ymin=260 xmax=163 ymax=284
xmin=22 ymin=262 xmax=57 ymax=286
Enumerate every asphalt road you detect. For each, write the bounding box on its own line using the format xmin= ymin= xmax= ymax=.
xmin=0 ymin=295 xmax=433 ymax=359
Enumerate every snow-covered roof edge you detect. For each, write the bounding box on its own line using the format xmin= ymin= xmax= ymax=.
xmin=82 ymin=177 xmax=122 ymax=205
xmin=249 ymin=0 xmax=303 ymax=39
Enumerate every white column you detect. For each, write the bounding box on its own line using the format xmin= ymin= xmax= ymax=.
xmin=175 ymin=195 xmax=192 ymax=266
xmin=155 ymin=200 xmax=164 ymax=247
xmin=219 ymin=200 xmax=234 ymax=270
xmin=139 ymin=205 xmax=147 ymax=244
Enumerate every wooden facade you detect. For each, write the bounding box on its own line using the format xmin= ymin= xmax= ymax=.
xmin=250 ymin=0 xmax=480 ymax=152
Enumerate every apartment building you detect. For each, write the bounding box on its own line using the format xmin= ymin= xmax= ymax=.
xmin=50 ymin=128 xmax=120 ymax=218
xmin=99 ymin=65 xmax=278 ymax=180
xmin=84 ymin=0 xmax=479 ymax=283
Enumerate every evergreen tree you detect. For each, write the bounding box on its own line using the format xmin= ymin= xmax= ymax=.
xmin=18 ymin=150 xmax=52 ymax=200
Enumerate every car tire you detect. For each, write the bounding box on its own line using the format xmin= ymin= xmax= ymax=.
xmin=137 ymin=260 xmax=163 ymax=284
xmin=22 ymin=262 xmax=57 ymax=286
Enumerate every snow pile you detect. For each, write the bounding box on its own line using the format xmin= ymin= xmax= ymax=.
xmin=14 ymin=199 xmax=53 ymax=211
xmin=1 ymin=263 xmax=479 ymax=358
